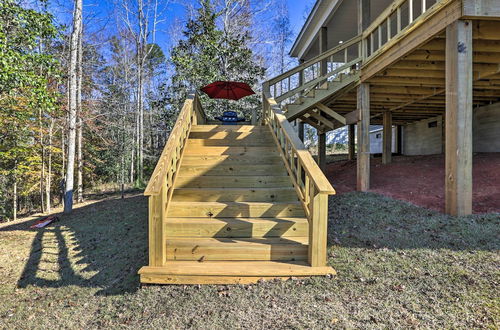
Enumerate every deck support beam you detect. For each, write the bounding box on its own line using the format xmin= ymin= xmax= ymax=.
xmin=357 ymin=83 xmax=370 ymax=191
xmin=382 ymin=112 xmax=392 ymax=164
xmin=348 ymin=124 xmax=356 ymax=160
xmin=298 ymin=121 xmax=305 ymax=142
xmin=318 ymin=131 xmax=326 ymax=172
xmin=445 ymin=20 xmax=473 ymax=216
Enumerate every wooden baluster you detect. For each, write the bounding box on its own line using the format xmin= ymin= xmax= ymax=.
xmin=397 ymin=7 xmax=402 ymax=32
xmin=378 ymin=26 xmax=382 ymax=49
xmin=344 ymin=48 xmax=348 ymax=64
xmin=370 ymin=33 xmax=374 ymax=55
xmin=387 ymin=17 xmax=391 ymax=40
xmin=422 ymin=0 xmax=426 ymax=13
xmin=409 ymin=0 xmax=414 ymax=22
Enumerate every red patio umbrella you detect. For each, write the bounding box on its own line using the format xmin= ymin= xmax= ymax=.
xmin=200 ymin=81 xmax=255 ymax=100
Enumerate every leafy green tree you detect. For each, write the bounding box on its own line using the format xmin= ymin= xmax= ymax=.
xmin=0 ymin=0 xmax=59 ymax=220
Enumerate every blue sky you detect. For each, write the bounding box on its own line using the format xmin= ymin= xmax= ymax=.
xmin=52 ymin=0 xmax=314 ymax=56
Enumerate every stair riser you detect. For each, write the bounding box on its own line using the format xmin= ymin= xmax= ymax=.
xmin=166 ymin=243 xmax=308 ymax=261
xmin=189 ymin=131 xmax=273 ymax=141
xmin=184 ymin=146 xmax=278 ymax=156
xmin=172 ymin=188 xmax=298 ymax=202
xmin=187 ymin=140 xmax=272 ymax=147
xmin=175 ymin=176 xmax=293 ymax=189
xmin=181 ymin=155 xmax=283 ymax=166
xmin=178 ymin=165 xmax=288 ymax=176
xmin=190 ymin=125 xmax=269 ymax=133
xmin=167 ymin=204 xmax=305 ymax=218
xmin=165 ymin=219 xmax=308 ymax=238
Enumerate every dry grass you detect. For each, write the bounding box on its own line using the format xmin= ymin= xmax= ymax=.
xmin=0 ymin=192 xmax=498 ymax=329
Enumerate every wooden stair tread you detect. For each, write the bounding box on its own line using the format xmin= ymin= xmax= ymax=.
xmin=167 ymin=201 xmax=305 ymax=218
xmin=181 ymin=154 xmax=283 ymax=165
xmin=175 ymin=175 xmax=293 ymax=189
xmin=165 ymin=237 xmax=308 ymax=261
xmin=172 ymin=187 xmax=298 ymax=203
xmin=178 ymin=164 xmax=288 ymax=176
xmin=140 ymin=261 xmax=334 ymax=277
xmin=190 ymin=125 xmax=270 ymax=132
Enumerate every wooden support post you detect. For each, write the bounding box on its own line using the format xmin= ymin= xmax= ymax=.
xmin=318 ymin=131 xmax=327 ymax=172
xmin=348 ymin=124 xmax=355 ymax=160
xmin=357 ymin=83 xmax=370 ymax=192
xmin=298 ymin=121 xmax=305 ymax=142
xmin=397 ymin=125 xmax=403 ymax=155
xmin=358 ymin=0 xmax=370 ymax=57
xmin=148 ymin=185 xmax=166 ymax=267
xmin=445 ymin=20 xmax=473 ymax=216
xmin=319 ymin=27 xmax=328 ymax=82
xmin=309 ymin=193 xmax=328 ymax=267
xmin=382 ymin=112 xmax=392 ymax=164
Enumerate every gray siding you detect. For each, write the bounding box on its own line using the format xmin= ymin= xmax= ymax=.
xmin=402 ymin=102 xmax=500 ymax=155
xmin=473 ymin=103 xmax=500 ymax=152
xmin=403 ymin=116 xmax=443 ymax=156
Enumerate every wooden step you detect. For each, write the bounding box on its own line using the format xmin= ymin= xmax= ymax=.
xmin=172 ymin=187 xmax=298 ymax=202
xmin=181 ymin=155 xmax=283 ymax=166
xmin=187 ymin=139 xmax=271 ymax=147
xmin=190 ymin=125 xmax=268 ymax=133
xmin=183 ymin=146 xmax=278 ymax=156
xmin=167 ymin=201 xmax=306 ymax=218
xmin=178 ymin=164 xmax=288 ymax=176
xmin=188 ymin=131 xmax=273 ymax=141
xmin=165 ymin=237 xmax=308 ymax=261
xmin=165 ymin=217 xmax=308 ymax=238
xmin=139 ymin=261 xmax=336 ymax=285
xmin=175 ymin=175 xmax=293 ymax=188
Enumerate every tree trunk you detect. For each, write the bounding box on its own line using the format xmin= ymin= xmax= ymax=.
xmin=64 ymin=0 xmax=83 ymax=214
xmin=12 ymin=163 xmax=17 ymax=222
xmin=46 ymin=119 xmax=53 ymax=213
xmin=76 ymin=25 xmax=84 ymax=204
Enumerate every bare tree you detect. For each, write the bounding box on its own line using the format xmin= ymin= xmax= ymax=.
xmin=64 ymin=0 xmax=83 ymax=214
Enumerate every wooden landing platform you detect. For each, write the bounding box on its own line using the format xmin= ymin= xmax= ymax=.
xmin=139 ymin=261 xmax=336 ymax=285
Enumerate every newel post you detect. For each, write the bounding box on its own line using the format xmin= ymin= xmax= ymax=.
xmin=309 ymin=192 xmax=328 ymax=267
xmin=148 ymin=185 xmax=166 ymax=267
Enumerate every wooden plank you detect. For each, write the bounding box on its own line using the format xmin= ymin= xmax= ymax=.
xmin=174 ymin=175 xmax=293 ymax=189
xmin=317 ymin=132 xmax=326 ymax=172
xmin=307 ymin=110 xmax=335 ymax=130
xmin=348 ymin=124 xmax=356 ymax=160
xmin=357 ymin=83 xmax=370 ymax=192
xmin=180 ymin=154 xmax=282 ymax=166
xmin=308 ymin=193 xmax=328 ymax=267
xmin=183 ymin=146 xmax=278 ymax=156
xmin=188 ymin=131 xmax=274 ymax=141
xmin=165 ymin=217 xmax=309 ymax=238
xmin=445 ymin=20 xmax=473 ymax=216
xmin=171 ymin=187 xmax=298 ymax=202
xmin=165 ymin=237 xmax=308 ymax=261
xmin=316 ymin=103 xmax=347 ymax=125
xmin=345 ymin=109 xmax=360 ymax=125
xmin=167 ymin=201 xmax=306 ymax=218
xmin=177 ymin=164 xmax=288 ymax=176
xmin=186 ymin=139 xmax=271 ymax=147
xmin=382 ymin=111 xmax=393 ymax=164
xmin=463 ymin=0 xmax=500 ymax=17
xmin=190 ymin=125 xmax=268 ymax=132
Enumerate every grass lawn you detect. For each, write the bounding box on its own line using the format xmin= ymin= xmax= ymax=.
xmin=0 ymin=192 xmax=498 ymax=329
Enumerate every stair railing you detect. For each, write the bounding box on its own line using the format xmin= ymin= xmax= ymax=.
xmin=144 ymin=91 xmax=206 ymax=267
xmin=265 ymin=35 xmax=362 ymax=106
xmin=262 ymin=91 xmax=336 ymax=267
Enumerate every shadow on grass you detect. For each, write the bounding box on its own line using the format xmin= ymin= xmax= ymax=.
xmin=327 ymin=192 xmax=500 ymax=252
xmin=0 ymin=194 xmax=148 ymax=296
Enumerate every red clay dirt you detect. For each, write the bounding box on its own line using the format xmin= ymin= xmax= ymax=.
xmin=326 ymin=153 xmax=500 ymax=214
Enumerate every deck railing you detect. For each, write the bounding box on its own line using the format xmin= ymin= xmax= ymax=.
xmin=362 ymin=0 xmax=448 ymax=61
xmin=266 ymin=35 xmax=362 ymax=106
xmin=144 ymin=92 xmax=206 ymax=267
xmin=262 ymin=91 xmax=336 ymax=267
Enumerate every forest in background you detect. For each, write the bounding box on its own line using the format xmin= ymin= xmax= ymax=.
xmin=0 ymin=0 xmax=316 ymax=221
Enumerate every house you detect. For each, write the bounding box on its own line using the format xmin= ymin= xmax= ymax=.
xmin=267 ymin=0 xmax=500 ymax=217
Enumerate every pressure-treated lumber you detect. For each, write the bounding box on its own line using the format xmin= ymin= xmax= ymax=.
xmin=445 ymin=20 xmax=473 ymax=216
xmin=348 ymin=124 xmax=356 ymax=160
xmin=318 ymin=131 xmax=326 ymax=172
xmin=357 ymin=83 xmax=370 ymax=191
xmin=382 ymin=111 xmax=393 ymax=164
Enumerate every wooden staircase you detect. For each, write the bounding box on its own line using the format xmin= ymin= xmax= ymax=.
xmin=140 ymin=124 xmax=334 ymax=284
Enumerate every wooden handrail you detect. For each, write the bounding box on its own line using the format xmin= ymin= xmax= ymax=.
xmin=144 ymin=91 xmax=206 ymax=267
xmin=262 ymin=91 xmax=335 ymax=267
xmin=145 ymin=92 xmax=205 ymax=196
xmin=267 ymin=35 xmax=362 ymax=86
